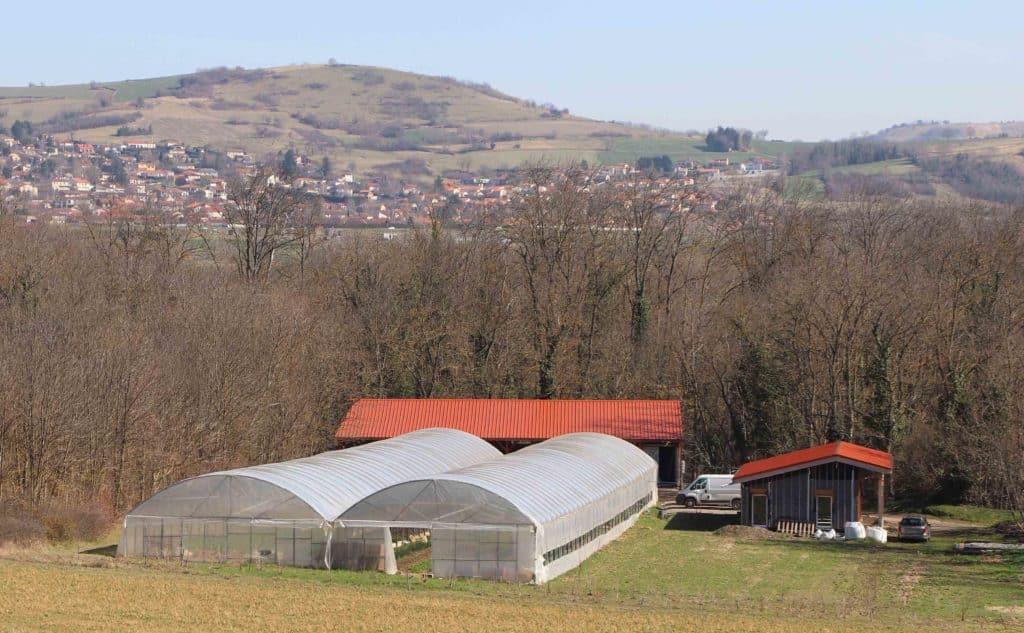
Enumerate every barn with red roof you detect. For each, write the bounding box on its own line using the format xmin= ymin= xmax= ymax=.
xmin=732 ymin=441 xmax=893 ymax=533
xmin=335 ymin=399 xmax=683 ymax=485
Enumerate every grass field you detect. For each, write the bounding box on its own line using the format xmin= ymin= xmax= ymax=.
xmin=104 ymin=76 xmax=183 ymax=102
xmin=0 ymin=75 xmax=179 ymax=103
xmin=827 ymin=157 xmax=918 ymax=175
xmin=598 ymin=137 xmax=808 ymax=165
xmin=1 ymin=510 xmax=1020 ymax=632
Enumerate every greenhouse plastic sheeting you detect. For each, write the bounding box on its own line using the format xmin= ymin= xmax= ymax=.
xmin=118 ymin=428 xmax=500 ymax=566
xmin=339 ymin=433 xmax=658 ymax=583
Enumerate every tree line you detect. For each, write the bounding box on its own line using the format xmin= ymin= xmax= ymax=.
xmin=705 ymin=127 xmax=753 ymax=152
xmin=0 ymin=171 xmax=1022 ymax=528
xmin=786 ymin=138 xmax=909 ymax=175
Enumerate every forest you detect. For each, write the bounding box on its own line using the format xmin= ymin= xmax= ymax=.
xmin=1 ymin=170 xmax=1022 ymax=536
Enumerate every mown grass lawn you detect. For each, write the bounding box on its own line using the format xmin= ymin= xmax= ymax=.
xmin=1 ymin=510 xmax=1020 ymax=632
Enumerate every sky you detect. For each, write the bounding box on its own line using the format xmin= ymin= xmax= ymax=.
xmin=4 ymin=1 xmax=1023 ymax=140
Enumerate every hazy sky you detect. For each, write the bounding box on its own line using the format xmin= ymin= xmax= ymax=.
xmin=5 ymin=1 xmax=1022 ymax=139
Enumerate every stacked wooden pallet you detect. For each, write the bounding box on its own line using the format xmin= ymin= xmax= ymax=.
xmin=775 ymin=520 xmax=815 ymax=537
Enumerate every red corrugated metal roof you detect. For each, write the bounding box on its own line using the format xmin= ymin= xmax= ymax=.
xmin=335 ymin=399 xmax=682 ymax=442
xmin=733 ymin=441 xmax=892 ymax=483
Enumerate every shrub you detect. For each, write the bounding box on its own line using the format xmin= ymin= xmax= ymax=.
xmin=210 ymin=100 xmax=255 ymax=111
xmin=39 ymin=110 xmax=143 ymax=134
xmin=158 ymin=67 xmax=268 ymax=99
xmin=380 ymin=96 xmax=447 ymax=121
xmin=351 ymin=70 xmax=385 ymax=86
xmin=0 ymin=513 xmax=46 ymax=546
xmin=293 ymin=112 xmax=345 ymax=130
xmin=36 ymin=498 xmax=112 ymax=542
xmin=115 ymin=125 xmax=153 ymax=136
xmin=254 ymin=93 xmax=280 ymax=107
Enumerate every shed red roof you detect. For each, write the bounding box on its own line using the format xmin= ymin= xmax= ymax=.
xmin=733 ymin=441 xmax=892 ymax=483
xmin=335 ymin=399 xmax=682 ymax=442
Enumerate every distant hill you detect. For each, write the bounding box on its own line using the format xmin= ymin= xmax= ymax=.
xmin=872 ymin=120 xmax=1024 ymax=143
xmin=786 ymin=129 xmax=1024 ymax=205
xmin=0 ymin=64 xmax=799 ymax=178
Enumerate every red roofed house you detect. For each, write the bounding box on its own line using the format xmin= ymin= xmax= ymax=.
xmin=732 ymin=441 xmax=893 ymax=534
xmin=336 ymin=399 xmax=683 ymax=485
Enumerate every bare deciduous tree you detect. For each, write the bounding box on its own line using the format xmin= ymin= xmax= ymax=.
xmin=225 ymin=168 xmax=311 ymax=282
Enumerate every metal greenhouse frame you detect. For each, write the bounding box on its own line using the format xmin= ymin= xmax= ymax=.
xmin=338 ymin=433 xmax=658 ymax=583
xmin=116 ymin=429 xmax=501 ymax=569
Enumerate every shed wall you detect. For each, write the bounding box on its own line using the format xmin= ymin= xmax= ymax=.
xmin=740 ymin=462 xmax=863 ymax=530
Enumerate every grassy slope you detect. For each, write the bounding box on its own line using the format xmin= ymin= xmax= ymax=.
xmin=874 ymin=121 xmax=1024 ymax=143
xmin=924 ymin=505 xmax=1019 ymax=525
xmin=1 ymin=511 xmax=1021 ymax=632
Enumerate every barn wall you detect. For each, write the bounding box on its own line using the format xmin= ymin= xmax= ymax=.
xmin=808 ymin=462 xmax=860 ymax=528
xmin=769 ymin=469 xmax=812 ymax=526
xmin=741 ymin=462 xmax=865 ymax=530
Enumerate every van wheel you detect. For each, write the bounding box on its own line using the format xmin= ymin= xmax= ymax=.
xmin=684 ymin=498 xmax=696 ymax=508
xmin=731 ymin=499 xmax=741 ymax=511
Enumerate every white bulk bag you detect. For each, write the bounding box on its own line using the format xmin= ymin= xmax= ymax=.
xmin=866 ymin=526 xmax=887 ymax=543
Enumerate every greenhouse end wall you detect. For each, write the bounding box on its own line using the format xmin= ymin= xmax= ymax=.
xmin=431 ymin=525 xmax=535 ymax=582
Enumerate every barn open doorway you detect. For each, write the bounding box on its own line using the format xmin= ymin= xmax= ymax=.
xmin=392 ymin=527 xmax=432 ymax=574
xmin=657 ymin=446 xmax=678 ymax=485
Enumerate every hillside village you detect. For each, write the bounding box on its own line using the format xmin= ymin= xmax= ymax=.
xmin=0 ymin=132 xmax=780 ymax=228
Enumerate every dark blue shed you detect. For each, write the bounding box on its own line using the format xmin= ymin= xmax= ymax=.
xmin=732 ymin=442 xmax=893 ymax=533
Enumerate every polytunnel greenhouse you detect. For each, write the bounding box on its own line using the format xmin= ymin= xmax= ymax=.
xmin=337 ymin=433 xmax=658 ymax=583
xmin=117 ymin=428 xmax=500 ymax=569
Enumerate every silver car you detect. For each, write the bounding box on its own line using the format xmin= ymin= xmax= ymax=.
xmin=897 ymin=515 xmax=931 ymax=542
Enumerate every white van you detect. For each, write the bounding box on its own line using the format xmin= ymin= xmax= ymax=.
xmin=675 ymin=474 xmax=741 ymax=510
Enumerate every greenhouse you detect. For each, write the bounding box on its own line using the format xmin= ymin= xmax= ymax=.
xmin=338 ymin=432 xmax=658 ymax=583
xmin=117 ymin=428 xmax=500 ymax=569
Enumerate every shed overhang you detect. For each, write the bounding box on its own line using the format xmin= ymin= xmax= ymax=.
xmin=732 ymin=441 xmax=892 ymax=485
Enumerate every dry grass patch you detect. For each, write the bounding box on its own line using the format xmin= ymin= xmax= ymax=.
xmin=0 ymin=559 xmax=1012 ymax=633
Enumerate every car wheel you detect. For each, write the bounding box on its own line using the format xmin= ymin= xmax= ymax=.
xmin=730 ymin=498 xmax=741 ymax=511
xmin=684 ymin=498 xmax=696 ymax=509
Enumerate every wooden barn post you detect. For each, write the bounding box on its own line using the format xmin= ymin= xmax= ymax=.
xmin=877 ymin=474 xmax=886 ymax=528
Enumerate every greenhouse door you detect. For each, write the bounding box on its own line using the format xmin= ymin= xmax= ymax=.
xmin=332 ymin=526 xmax=395 ymax=573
